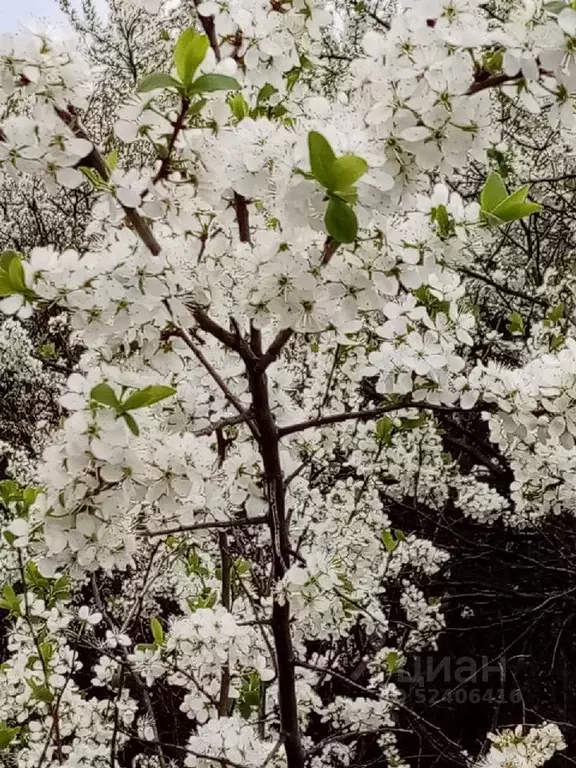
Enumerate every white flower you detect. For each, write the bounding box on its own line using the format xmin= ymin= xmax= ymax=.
xmin=78 ymin=606 xmax=103 ymax=625
xmin=105 ymin=630 xmax=132 ymax=649
xmin=0 ymin=294 xmax=34 ymax=320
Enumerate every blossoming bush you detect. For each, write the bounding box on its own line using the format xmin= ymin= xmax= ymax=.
xmin=0 ymin=0 xmax=575 ymax=766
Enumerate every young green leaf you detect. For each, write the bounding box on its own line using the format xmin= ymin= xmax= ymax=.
xmin=121 ymin=385 xmax=176 ymax=411
xmin=480 ymin=171 xmax=508 ymax=212
xmin=507 ymin=311 xmax=525 ymax=335
xmin=105 ymin=149 xmax=119 ymax=170
xmin=492 ymin=186 xmax=541 ymax=221
xmin=7 ymin=257 xmax=27 ymax=293
xmin=79 ymin=166 xmax=109 ymax=191
xmin=308 ymin=131 xmax=337 ymax=189
xmin=329 ymin=154 xmax=369 ymax=191
xmin=174 ymin=29 xmax=210 ymax=85
xmin=229 ymin=92 xmax=250 ymax=121
xmin=189 ymin=74 xmax=241 ymax=94
xmin=381 ymin=530 xmax=398 ymax=553
xmin=0 ymin=251 xmax=21 ymax=272
xmin=324 ymin=198 xmax=358 ymax=244
xmin=548 ymin=303 xmax=564 ymax=324
xmin=376 ymin=416 xmax=395 ymax=445
xmin=137 ymin=72 xmax=182 ymax=93
xmin=123 ymin=412 xmax=140 ymax=436
xmin=28 ymin=681 xmax=54 ymax=704
xmin=150 ymin=617 xmax=164 ymax=645
xmin=0 ymin=725 xmax=19 ymax=750
xmin=90 ymin=383 xmax=120 ymax=409
xmin=188 ymin=98 xmax=208 ymax=117
xmin=257 ymin=83 xmax=278 ymax=103
xmin=0 ymin=274 xmax=13 ymax=297
xmin=385 ymin=650 xmax=399 ymax=674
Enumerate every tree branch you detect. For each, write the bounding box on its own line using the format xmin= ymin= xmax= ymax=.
xmin=146 ymin=515 xmax=268 ymax=538
xmin=53 ymin=105 xmax=162 ymax=256
xmin=218 ymin=532 xmax=232 ymax=716
xmin=278 ymin=402 xmax=483 ymax=438
xmin=247 ymin=361 xmax=305 ymax=768
xmin=91 ymin=575 xmax=168 ymax=768
xmin=172 ymin=326 xmax=259 ymax=437
xmin=457 ymin=265 xmax=548 ymax=307
xmin=152 ymin=96 xmax=190 ymax=186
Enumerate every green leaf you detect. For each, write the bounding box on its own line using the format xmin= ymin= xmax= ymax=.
xmin=105 ymin=149 xmax=119 ymax=171
xmin=544 ymin=0 xmax=568 ymax=10
xmin=394 ymin=529 xmax=406 ymax=542
xmin=0 ymin=274 xmax=14 ymax=298
xmin=79 ymin=166 xmax=108 ymax=190
xmin=0 ymin=725 xmax=18 ymax=750
xmin=376 ymin=416 xmax=395 ymax=445
xmin=433 ymin=204 xmax=452 ymax=238
xmin=121 ymin=385 xmax=176 ymax=412
xmin=189 ymin=74 xmax=241 ymax=94
xmin=137 ymin=72 xmax=182 ymax=93
xmin=480 ymin=171 xmax=508 ymax=212
xmin=483 ymin=49 xmax=503 ymax=74
xmin=150 ymin=617 xmax=164 ymax=646
xmin=90 ymin=383 xmax=120 ymax=410
xmin=7 ymin=256 xmax=27 ymax=293
xmin=329 ymin=154 xmax=368 ymax=191
xmin=0 ymin=251 xmax=21 ymax=272
xmin=123 ymin=413 xmax=140 ymax=436
xmin=257 ymin=83 xmax=278 ymax=103
xmin=551 ymin=334 xmax=565 ymax=351
xmin=381 ymin=530 xmax=398 ymax=553
xmin=229 ymin=92 xmax=250 ymax=121
xmin=174 ymin=29 xmax=210 ymax=85
xmin=385 ymin=650 xmax=399 ymax=674
xmin=324 ymin=198 xmax=358 ymax=244
xmin=308 ymin=131 xmax=337 ymax=188
xmin=507 ymin=311 xmax=525 ymax=335
xmin=400 ymin=413 xmax=427 ymax=430
xmin=39 ymin=642 xmax=54 ymax=665
xmin=28 ymin=681 xmax=54 ymax=704
xmin=548 ymin=303 xmax=564 ymax=324
xmin=492 ymin=186 xmax=541 ymax=221
xmin=25 ymin=562 xmax=49 ymax=590
xmin=188 ymin=98 xmax=208 ymax=117
xmin=481 ymin=210 xmax=506 ymax=228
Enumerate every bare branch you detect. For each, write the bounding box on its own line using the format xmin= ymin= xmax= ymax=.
xmin=173 ymin=326 xmax=259 ymax=438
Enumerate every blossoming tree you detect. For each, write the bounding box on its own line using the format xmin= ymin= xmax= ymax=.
xmin=0 ymin=0 xmax=574 ymax=766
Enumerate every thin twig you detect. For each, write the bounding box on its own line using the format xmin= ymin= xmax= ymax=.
xmin=146 ymin=515 xmax=268 ymax=538
xmin=91 ymin=575 xmax=168 ymax=768
xmin=173 ymin=326 xmax=259 ymax=438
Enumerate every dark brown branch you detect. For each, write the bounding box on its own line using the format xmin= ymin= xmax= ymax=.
xmin=152 ymin=97 xmax=190 ymax=186
xmin=53 ymin=106 xmax=162 ymax=256
xmin=191 ymin=309 xmax=244 ymax=353
xmin=248 ymin=362 xmax=305 ymax=768
xmin=233 ymin=192 xmax=252 ymax=245
xmin=91 ymin=575 xmax=167 ymax=768
xmin=218 ymin=532 xmax=232 ymax=716
xmin=278 ymin=402 xmax=484 ymax=438
xmin=193 ymin=0 xmax=221 ymax=62
xmin=457 ymin=265 xmax=548 ymax=307
xmin=146 ymin=515 xmax=268 ymax=538
xmin=256 ymin=329 xmax=294 ymax=372
xmin=467 ymin=72 xmax=523 ymax=95
xmin=193 ymin=412 xmax=252 ymax=436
